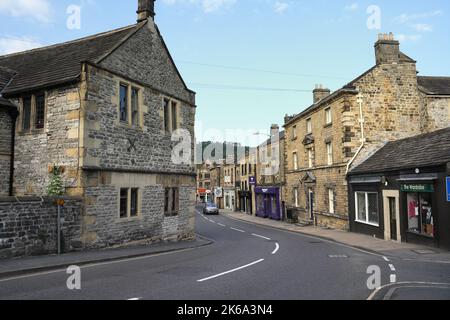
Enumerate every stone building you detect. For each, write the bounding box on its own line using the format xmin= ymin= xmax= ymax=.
xmin=0 ymin=0 xmax=197 ymax=252
xmin=196 ymin=163 xmax=212 ymax=203
xmin=0 ymin=67 xmax=18 ymax=196
xmin=283 ymin=33 xmax=450 ymax=230
xmin=222 ymin=162 xmax=237 ymax=211
xmin=254 ymin=125 xmax=285 ymax=220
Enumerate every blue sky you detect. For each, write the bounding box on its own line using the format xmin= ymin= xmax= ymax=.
xmin=1 ymin=0 xmax=449 ymax=145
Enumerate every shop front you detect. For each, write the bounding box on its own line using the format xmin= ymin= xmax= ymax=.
xmin=224 ymin=188 xmax=236 ymax=211
xmin=255 ymin=187 xmax=282 ymax=220
xmin=238 ymin=190 xmax=253 ymax=215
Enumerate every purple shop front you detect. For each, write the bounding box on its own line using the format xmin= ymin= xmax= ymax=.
xmin=255 ymin=187 xmax=282 ymax=220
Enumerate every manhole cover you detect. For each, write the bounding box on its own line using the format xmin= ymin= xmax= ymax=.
xmin=412 ymin=249 xmax=436 ymax=255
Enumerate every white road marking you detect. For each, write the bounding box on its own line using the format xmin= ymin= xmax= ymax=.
xmin=251 ymin=233 xmax=271 ymax=241
xmin=390 ymin=274 xmax=397 ymax=283
xmin=197 ymin=259 xmax=265 ymax=283
xmin=230 ymin=227 xmax=245 ymax=233
xmin=127 ymin=298 xmax=141 ymax=301
xmin=217 ymin=223 xmax=226 ymax=227
xmin=383 ymin=256 xmax=390 ymax=262
xmin=209 ymin=220 xmax=216 ymax=224
xmin=389 ymin=264 xmax=396 ymax=272
xmin=272 ymin=243 xmax=280 ymax=255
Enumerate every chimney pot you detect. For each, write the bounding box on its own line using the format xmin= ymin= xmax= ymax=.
xmin=137 ymin=0 xmax=156 ymax=23
xmin=313 ymin=85 xmax=331 ymax=104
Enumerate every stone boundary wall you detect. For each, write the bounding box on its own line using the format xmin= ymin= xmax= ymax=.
xmin=0 ymin=197 xmax=82 ymax=259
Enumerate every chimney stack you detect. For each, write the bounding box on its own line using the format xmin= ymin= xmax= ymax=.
xmin=137 ymin=0 xmax=156 ymax=23
xmin=313 ymin=84 xmax=331 ymax=104
xmin=375 ymin=32 xmax=400 ymax=65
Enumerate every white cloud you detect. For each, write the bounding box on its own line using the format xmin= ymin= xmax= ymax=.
xmin=274 ymin=2 xmax=289 ymax=14
xmin=0 ymin=36 xmax=44 ymax=55
xmin=413 ymin=23 xmax=433 ymax=32
xmin=0 ymin=0 xmax=52 ymax=22
xmin=393 ymin=10 xmax=443 ymax=24
xmin=161 ymin=0 xmax=237 ymax=13
xmin=397 ymin=34 xmax=422 ymax=43
xmin=344 ymin=3 xmax=358 ymax=12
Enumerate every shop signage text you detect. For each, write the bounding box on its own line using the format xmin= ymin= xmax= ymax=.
xmin=401 ymin=184 xmax=434 ymax=193
xmin=249 ymin=176 xmax=256 ymax=186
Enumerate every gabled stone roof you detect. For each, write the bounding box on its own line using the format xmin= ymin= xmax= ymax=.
xmin=418 ymin=76 xmax=450 ymax=95
xmin=0 ymin=23 xmax=145 ymax=95
xmin=350 ymin=127 xmax=450 ymax=175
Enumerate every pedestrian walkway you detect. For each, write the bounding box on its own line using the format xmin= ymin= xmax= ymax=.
xmin=222 ymin=210 xmax=450 ymax=262
xmin=0 ymin=236 xmax=212 ymax=279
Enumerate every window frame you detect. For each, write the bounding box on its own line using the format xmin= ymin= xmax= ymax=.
xmin=325 ymin=107 xmax=332 ymax=125
xmin=19 ymin=93 xmax=47 ymax=133
xmin=355 ymin=191 xmax=379 ymax=227
xmin=119 ymin=187 xmax=141 ymax=219
xmin=293 ymin=152 xmax=298 ymax=171
xmin=328 ymin=188 xmax=335 ymax=214
xmin=119 ymin=83 xmax=129 ymax=124
xmin=162 ymin=97 xmax=180 ymax=135
xmin=294 ymin=187 xmax=299 ymax=208
xmin=306 ymin=118 xmax=312 ymax=134
xmin=164 ymin=187 xmax=179 ymax=217
xmin=308 ymin=149 xmax=314 ymax=168
xmin=326 ymin=142 xmax=333 ymax=166
xmin=118 ymin=82 xmax=143 ymax=128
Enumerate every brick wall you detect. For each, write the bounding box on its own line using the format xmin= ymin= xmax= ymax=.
xmin=0 ymin=197 xmax=82 ymax=259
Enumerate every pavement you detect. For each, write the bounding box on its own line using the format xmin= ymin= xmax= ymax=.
xmin=222 ymin=210 xmax=450 ymax=263
xmin=0 ymin=206 xmax=448 ymax=300
xmin=0 ymin=237 xmax=212 ymax=279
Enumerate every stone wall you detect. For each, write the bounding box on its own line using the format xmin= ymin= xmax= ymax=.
xmin=420 ymin=95 xmax=450 ymax=133
xmin=0 ymin=109 xmax=12 ymax=196
xmin=82 ymin=64 xmax=195 ymax=175
xmin=0 ymin=197 xmax=82 ymax=259
xmin=82 ymin=172 xmax=195 ymax=248
xmin=12 ymin=85 xmax=82 ymax=196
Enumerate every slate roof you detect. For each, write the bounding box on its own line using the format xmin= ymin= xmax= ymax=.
xmin=0 ymin=66 xmax=16 ymax=108
xmin=0 ymin=23 xmax=144 ymax=95
xmin=418 ymin=76 xmax=450 ymax=95
xmin=350 ymin=127 xmax=450 ymax=175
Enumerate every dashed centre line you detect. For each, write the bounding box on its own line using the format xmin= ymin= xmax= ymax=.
xmin=217 ymin=223 xmax=226 ymax=227
xmin=251 ymin=233 xmax=271 ymax=241
xmin=230 ymin=227 xmax=245 ymax=233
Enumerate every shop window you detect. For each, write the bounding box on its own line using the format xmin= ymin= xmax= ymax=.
xmin=407 ymin=193 xmax=434 ymax=238
xmin=355 ymin=192 xmax=379 ymax=226
xmin=165 ymin=187 xmax=179 ymax=217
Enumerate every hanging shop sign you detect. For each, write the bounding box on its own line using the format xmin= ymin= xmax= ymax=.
xmin=401 ymin=184 xmax=434 ymax=193
xmin=249 ymin=176 xmax=256 ymax=186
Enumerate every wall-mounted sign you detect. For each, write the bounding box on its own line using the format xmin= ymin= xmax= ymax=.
xmin=401 ymin=184 xmax=434 ymax=193
xmin=249 ymin=176 xmax=256 ymax=186
xmin=214 ymin=187 xmax=223 ymax=198
xmin=446 ymin=177 xmax=450 ymax=202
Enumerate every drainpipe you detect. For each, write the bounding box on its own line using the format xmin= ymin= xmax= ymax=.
xmin=8 ymin=109 xmax=18 ymax=196
xmin=346 ymin=92 xmax=366 ymax=175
